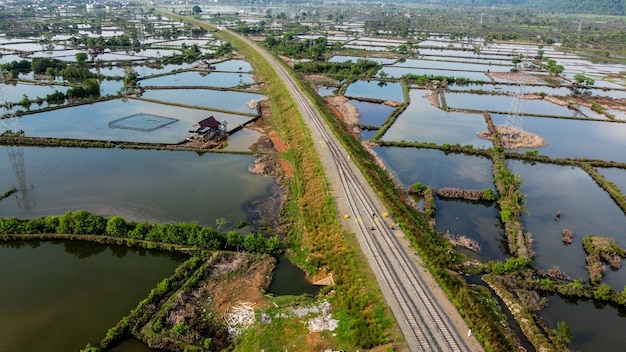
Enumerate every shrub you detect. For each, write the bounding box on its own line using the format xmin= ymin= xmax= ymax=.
xmin=171 ymin=322 xmax=189 ymax=337
xmin=410 ymin=182 xmax=423 ymax=194
xmin=483 ymin=189 xmax=497 ymax=201
xmin=106 ymin=216 xmax=128 ymax=237
xmin=593 ymin=283 xmax=612 ymax=300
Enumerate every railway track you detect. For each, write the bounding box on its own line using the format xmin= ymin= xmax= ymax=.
xmin=234 ymin=31 xmax=470 ymax=352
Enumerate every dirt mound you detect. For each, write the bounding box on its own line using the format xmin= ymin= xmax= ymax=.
xmin=478 ymin=125 xmax=547 ymax=149
xmin=324 ymin=95 xmax=359 ymax=125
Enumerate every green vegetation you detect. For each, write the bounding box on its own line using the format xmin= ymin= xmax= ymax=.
xmin=0 ymin=187 xmax=16 ymax=201
xmin=146 ymin=15 xmax=402 ymax=349
xmin=294 ymin=59 xmax=382 ymax=80
xmin=583 ymin=235 xmax=626 ymax=284
xmin=402 ymin=73 xmax=474 ymax=86
xmin=398 ymin=0 xmax=625 ymax=15
xmin=0 ymin=210 xmax=282 ymax=255
xmin=263 ymin=33 xmax=331 ymax=59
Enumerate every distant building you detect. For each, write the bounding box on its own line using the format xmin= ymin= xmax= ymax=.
xmin=196 ymin=60 xmax=215 ymax=70
xmin=188 ymin=116 xmax=226 ymax=141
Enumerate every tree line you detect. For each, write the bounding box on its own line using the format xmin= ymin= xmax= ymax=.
xmin=0 ymin=210 xmax=283 ymax=255
xmin=388 ymin=0 xmax=625 ymax=15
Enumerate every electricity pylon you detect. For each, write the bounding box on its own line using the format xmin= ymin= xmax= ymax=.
xmin=504 ymin=52 xmax=530 ymax=137
xmin=0 ymin=71 xmax=31 ymax=210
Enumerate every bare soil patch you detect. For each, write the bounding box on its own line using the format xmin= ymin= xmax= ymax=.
xmin=478 ymin=125 xmax=547 ymax=149
xmin=487 ymin=71 xmax=541 ymax=84
xmin=305 ymin=74 xmax=339 ymax=86
xmin=278 ymin=55 xmax=295 ymax=68
xmin=204 ymin=253 xmax=276 ymax=316
xmin=324 ymin=95 xmax=360 ymax=125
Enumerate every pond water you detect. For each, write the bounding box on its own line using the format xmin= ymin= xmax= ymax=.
xmin=151 ymin=38 xmax=215 ymax=48
xmin=0 ymin=147 xmax=273 ymax=226
xmin=509 ymin=160 xmax=626 ymax=289
xmin=392 ymin=58 xmax=509 ymax=72
xmin=373 ymin=147 xmax=495 ymax=191
xmin=0 ymin=53 xmax=22 ymax=64
xmin=344 ymin=45 xmax=394 ymax=51
xmin=140 ymin=89 xmax=263 ymax=116
xmin=359 ymin=129 xmax=378 ymax=140
xmin=0 ymin=240 xmax=186 ymax=352
xmin=491 ymin=113 xmax=626 ymax=164
xmin=317 ymin=86 xmax=337 ymax=97
xmin=381 ymin=89 xmax=492 ymax=148
xmin=91 ymin=65 xmax=129 ymax=77
xmin=328 ymin=55 xmax=397 ymax=65
xmin=3 ymin=82 xmax=70 ymax=102
xmin=434 ymin=199 xmax=507 ymax=261
xmin=541 ymin=294 xmax=626 ymax=352
xmin=344 ymin=80 xmax=404 ymax=102
xmin=109 ymin=338 xmax=163 ymax=352
xmin=212 ymin=59 xmax=253 ymax=72
xmin=267 ymin=256 xmax=321 ymax=296
xmin=349 ymin=99 xmax=395 ymax=127
xmin=29 ymin=49 xmax=85 ymax=59
xmin=139 ymin=71 xmax=254 ymax=88
xmin=99 ymin=78 xmax=125 ymax=96
xmin=419 ymin=48 xmax=506 ymax=59
xmin=598 ymin=167 xmax=626 ymax=194
xmin=136 ymin=63 xmax=195 ymax=77
xmin=425 ymin=54 xmax=511 ymax=66
xmin=380 ymin=66 xmax=490 ymax=81
xmin=15 ymin=98 xmax=252 ymax=143
xmin=449 ymin=83 xmax=573 ymax=96
xmin=444 ymin=92 xmax=576 ymax=117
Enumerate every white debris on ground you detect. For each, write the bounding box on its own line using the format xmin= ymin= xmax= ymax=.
xmin=224 ymin=301 xmax=256 ymax=337
xmin=247 ymin=97 xmax=267 ymax=109
xmin=289 ymin=301 xmax=339 ymax=333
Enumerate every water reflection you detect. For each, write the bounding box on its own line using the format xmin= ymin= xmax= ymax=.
xmin=0 ymin=147 xmax=274 ymax=227
xmin=0 ymin=241 xmax=185 ymax=352
xmin=15 ymin=98 xmax=254 ymax=143
xmin=345 ymin=80 xmax=404 ymax=102
xmin=510 ymin=160 xmax=626 ymax=289
xmin=267 ymin=256 xmax=321 ymax=296
xmin=598 ymin=167 xmax=626 ymax=194
xmin=444 ymin=92 xmax=575 ymax=117
xmin=63 ymin=240 xmax=108 ymax=259
xmin=382 ymin=90 xmax=491 ymax=147
xmin=374 ymin=146 xmax=495 ymax=190
xmin=350 ymin=99 xmax=395 ymax=127
xmin=492 ymin=114 xmax=626 ymax=163
xmin=139 ymin=71 xmax=254 ymax=88
xmin=542 ymin=294 xmax=626 ymax=351
xmin=140 ymin=89 xmax=263 ymax=115
xmin=434 ymin=198 xmax=507 ymax=261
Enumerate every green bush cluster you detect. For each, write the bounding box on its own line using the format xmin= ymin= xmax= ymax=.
xmin=401 ymin=73 xmax=476 ymax=86
xmin=490 ymin=257 xmax=529 ymax=274
xmin=0 ymin=210 xmax=282 ymax=255
xmin=294 ymin=59 xmax=382 ymax=79
xmin=264 ymin=33 xmax=330 ymax=59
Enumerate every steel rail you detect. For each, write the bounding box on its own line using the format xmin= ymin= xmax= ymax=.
xmin=234 ymin=31 xmax=469 ymax=352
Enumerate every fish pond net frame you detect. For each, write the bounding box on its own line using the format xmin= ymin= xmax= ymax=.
xmin=108 ymin=113 xmax=179 ymax=132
